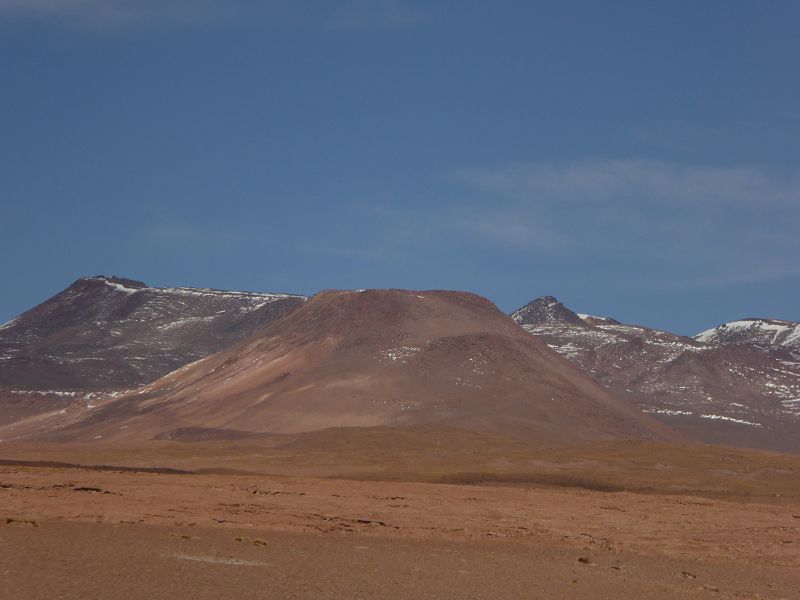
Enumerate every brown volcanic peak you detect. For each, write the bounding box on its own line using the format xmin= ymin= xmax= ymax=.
xmin=0 ymin=275 xmax=306 ymax=392
xmin=23 ymin=289 xmax=676 ymax=444
xmin=511 ymin=296 xmax=586 ymax=326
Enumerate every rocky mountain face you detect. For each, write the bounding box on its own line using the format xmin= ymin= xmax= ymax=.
xmin=2 ymin=289 xmax=675 ymax=444
xmin=2 ymin=277 xmax=797 ymax=453
xmin=695 ymin=318 xmax=800 ymax=354
xmin=513 ymin=297 xmax=800 ymax=453
xmin=510 ymin=296 xmax=587 ymax=326
xmin=0 ymin=276 xmax=307 ymax=393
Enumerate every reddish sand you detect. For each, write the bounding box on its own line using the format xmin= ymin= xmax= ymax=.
xmin=2 ymin=431 xmax=799 ymax=599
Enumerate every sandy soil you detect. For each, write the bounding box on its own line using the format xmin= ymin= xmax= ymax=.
xmin=2 ymin=460 xmax=799 ymax=599
xmin=3 ymin=428 xmax=799 ymax=501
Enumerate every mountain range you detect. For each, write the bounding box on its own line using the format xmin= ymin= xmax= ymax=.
xmin=1 ymin=276 xmax=797 ymax=451
xmin=0 ymin=275 xmax=305 ymax=391
xmin=513 ymin=296 xmax=800 ymax=452
xmin=7 ymin=289 xmax=670 ymax=444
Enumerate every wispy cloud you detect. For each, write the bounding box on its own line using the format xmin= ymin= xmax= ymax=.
xmin=670 ymin=263 xmax=800 ymax=289
xmin=451 ymin=208 xmax=571 ymax=250
xmin=0 ymin=0 xmax=429 ymax=30
xmin=145 ymin=222 xmax=242 ymax=247
xmin=0 ymin=0 xmax=232 ymax=27
xmin=454 ymin=159 xmax=800 ymax=207
xmin=296 ymin=202 xmax=438 ymax=263
xmin=328 ymin=0 xmax=427 ymax=30
xmin=451 ymin=159 xmax=800 ymax=287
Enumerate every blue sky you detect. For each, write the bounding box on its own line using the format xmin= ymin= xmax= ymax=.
xmin=1 ymin=1 xmax=798 ymax=334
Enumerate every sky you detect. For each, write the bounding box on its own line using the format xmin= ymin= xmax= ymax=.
xmin=1 ymin=0 xmax=798 ymax=335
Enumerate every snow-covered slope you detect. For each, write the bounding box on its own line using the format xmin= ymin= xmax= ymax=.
xmin=512 ymin=297 xmax=800 ymax=453
xmin=695 ymin=318 xmax=800 ymax=353
xmin=0 ymin=276 xmax=307 ymax=392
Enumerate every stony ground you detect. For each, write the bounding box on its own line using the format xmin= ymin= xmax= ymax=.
xmin=2 ymin=460 xmax=799 ymax=599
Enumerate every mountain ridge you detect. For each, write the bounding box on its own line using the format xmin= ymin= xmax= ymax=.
xmin=0 ymin=275 xmax=307 ymax=392
xmin=515 ymin=295 xmax=800 ymax=453
xmin=2 ymin=279 xmax=798 ymax=453
xmin=695 ymin=317 xmax=800 ymax=353
xmin=2 ymin=289 xmax=675 ymax=444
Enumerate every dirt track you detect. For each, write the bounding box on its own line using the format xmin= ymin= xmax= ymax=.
xmin=2 ymin=464 xmax=799 ymax=599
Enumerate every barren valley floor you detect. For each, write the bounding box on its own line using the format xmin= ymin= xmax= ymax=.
xmin=1 ymin=433 xmax=799 ymax=599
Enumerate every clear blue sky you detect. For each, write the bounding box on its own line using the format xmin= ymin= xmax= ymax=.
xmin=1 ymin=1 xmax=798 ymax=334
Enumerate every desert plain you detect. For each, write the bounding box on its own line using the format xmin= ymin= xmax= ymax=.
xmin=2 ymin=428 xmax=799 ymax=600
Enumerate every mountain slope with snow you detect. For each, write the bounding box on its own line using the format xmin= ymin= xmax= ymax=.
xmin=695 ymin=318 xmax=800 ymax=354
xmin=2 ymin=289 xmax=675 ymax=444
xmin=0 ymin=276 xmax=306 ymax=392
xmin=512 ymin=297 xmax=800 ymax=453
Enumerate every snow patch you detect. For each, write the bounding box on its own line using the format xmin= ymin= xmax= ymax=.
xmin=699 ymin=414 xmax=763 ymax=428
xmin=156 ymin=286 xmax=302 ymax=300
xmin=695 ymin=318 xmax=800 ymax=348
xmin=0 ymin=317 xmax=20 ymax=332
xmin=6 ymin=390 xmax=80 ymax=397
xmin=643 ymin=409 xmax=693 ymax=416
xmin=577 ymin=313 xmax=614 ymax=323
xmin=378 ymin=346 xmax=422 ymax=363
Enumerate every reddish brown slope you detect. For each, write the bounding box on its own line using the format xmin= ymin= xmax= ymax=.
xmin=13 ymin=290 xmax=675 ymax=443
xmin=0 ymin=275 xmax=306 ymax=392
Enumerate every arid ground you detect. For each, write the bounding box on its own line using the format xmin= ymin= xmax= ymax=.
xmin=2 ymin=429 xmax=799 ymax=599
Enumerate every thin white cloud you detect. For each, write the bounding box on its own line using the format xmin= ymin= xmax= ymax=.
xmin=0 ymin=0 xmax=230 ymax=27
xmin=329 ymin=0 xmax=427 ymax=30
xmin=660 ymin=263 xmax=800 ymax=289
xmin=146 ymin=222 xmax=241 ymax=246
xmin=0 ymin=0 xmax=429 ymax=30
xmin=454 ymin=159 xmax=800 ymax=207
xmin=451 ymin=159 xmax=800 ymax=287
xmin=452 ymin=208 xmax=571 ymax=250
